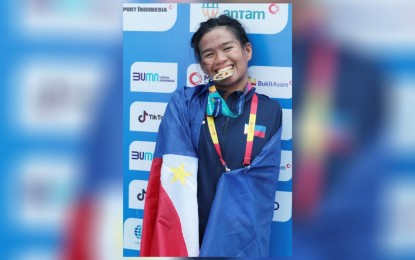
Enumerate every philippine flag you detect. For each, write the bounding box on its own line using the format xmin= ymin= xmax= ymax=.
xmin=244 ymin=123 xmax=266 ymax=138
xmin=139 ymin=89 xmax=200 ymax=257
xmin=139 ymin=86 xmax=280 ymax=257
xmin=140 ymin=154 xmax=199 ymax=256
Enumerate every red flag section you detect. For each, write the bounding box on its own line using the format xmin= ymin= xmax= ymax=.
xmin=140 ymin=158 xmax=188 ymax=256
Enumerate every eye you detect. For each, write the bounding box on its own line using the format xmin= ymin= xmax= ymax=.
xmin=203 ymin=53 xmax=214 ymax=60
xmin=224 ymin=46 xmax=233 ymax=51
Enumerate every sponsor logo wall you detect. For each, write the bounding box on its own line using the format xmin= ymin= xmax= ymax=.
xmin=123 ymin=3 xmax=292 ymax=257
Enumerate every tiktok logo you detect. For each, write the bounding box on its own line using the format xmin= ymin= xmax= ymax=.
xmin=138 ymin=110 xmax=148 ymax=122
xmin=129 ymin=180 xmax=148 ymax=210
xmin=138 ymin=110 xmax=163 ymax=123
xmin=130 ymin=102 xmax=167 ymax=133
xmin=137 ymin=189 xmax=146 ymax=201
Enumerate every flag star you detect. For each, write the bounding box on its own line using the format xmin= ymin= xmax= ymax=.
xmin=170 ymin=163 xmax=192 ymax=185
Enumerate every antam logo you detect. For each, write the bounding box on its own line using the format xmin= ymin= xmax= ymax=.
xmin=280 ymin=163 xmax=291 ymax=171
xmin=131 ymin=150 xmax=154 ymax=161
xmin=190 ymin=4 xmax=288 ymax=35
xmin=202 ymin=3 xmax=219 ymax=18
xmin=224 ymin=9 xmax=265 ymax=20
xmin=138 ymin=110 xmax=163 ymax=123
xmin=269 ymin=4 xmax=280 ymax=14
xmin=201 ymin=4 xmax=266 ymax=20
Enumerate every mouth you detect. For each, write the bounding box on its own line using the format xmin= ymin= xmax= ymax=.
xmin=213 ymin=65 xmax=235 ymax=81
xmin=214 ymin=65 xmax=234 ymax=74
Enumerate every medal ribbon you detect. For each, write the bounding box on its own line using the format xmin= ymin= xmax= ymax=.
xmin=206 ymin=92 xmax=258 ymax=172
xmin=206 ymin=82 xmax=253 ymax=118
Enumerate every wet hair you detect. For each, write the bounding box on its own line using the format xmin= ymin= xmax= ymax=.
xmin=190 ymin=14 xmax=250 ymax=63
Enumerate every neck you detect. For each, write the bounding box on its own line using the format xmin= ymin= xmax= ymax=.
xmin=215 ymin=78 xmax=248 ymax=100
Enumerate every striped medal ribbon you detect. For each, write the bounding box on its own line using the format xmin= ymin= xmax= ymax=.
xmin=206 ymin=82 xmax=253 ymax=118
xmin=206 ymin=92 xmax=258 ymax=172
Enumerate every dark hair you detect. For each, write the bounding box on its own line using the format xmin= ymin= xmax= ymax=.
xmin=190 ymin=15 xmax=250 ymax=63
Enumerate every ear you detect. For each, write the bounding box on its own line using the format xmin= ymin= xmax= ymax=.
xmin=244 ymin=43 xmax=253 ymax=61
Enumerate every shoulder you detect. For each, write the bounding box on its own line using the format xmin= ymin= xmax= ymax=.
xmin=166 ymin=84 xmax=209 ymax=115
xmin=183 ymin=84 xmax=209 ymax=99
xmin=256 ymin=92 xmax=282 ymax=112
xmin=255 ymin=92 xmax=283 ymax=130
xmin=169 ymin=84 xmax=208 ymax=103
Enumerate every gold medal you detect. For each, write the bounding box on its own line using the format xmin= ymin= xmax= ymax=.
xmin=213 ymin=67 xmax=234 ymax=81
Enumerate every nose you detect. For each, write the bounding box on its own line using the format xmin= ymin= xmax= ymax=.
xmin=214 ymin=50 xmax=227 ymax=65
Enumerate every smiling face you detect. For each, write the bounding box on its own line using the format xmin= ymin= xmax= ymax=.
xmin=198 ymin=27 xmax=252 ymax=93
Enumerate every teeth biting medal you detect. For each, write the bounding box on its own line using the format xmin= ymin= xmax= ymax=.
xmin=213 ymin=66 xmax=234 ymax=81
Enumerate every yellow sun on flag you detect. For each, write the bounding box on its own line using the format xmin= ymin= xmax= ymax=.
xmin=170 ymin=163 xmax=192 ymax=185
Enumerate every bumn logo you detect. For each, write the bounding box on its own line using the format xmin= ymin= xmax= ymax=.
xmin=129 ymin=141 xmax=156 ymax=171
xmin=130 ymin=62 xmax=177 ymax=93
xmin=132 ymin=72 xmax=159 ymax=82
xmin=131 ymin=150 xmax=154 ymax=161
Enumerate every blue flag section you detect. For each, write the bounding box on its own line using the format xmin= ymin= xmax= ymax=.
xmin=123 ymin=3 xmax=292 ymax=257
xmin=201 ymin=128 xmax=282 ymax=257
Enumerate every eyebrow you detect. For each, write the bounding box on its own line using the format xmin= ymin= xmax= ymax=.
xmin=200 ymin=41 xmax=236 ymax=56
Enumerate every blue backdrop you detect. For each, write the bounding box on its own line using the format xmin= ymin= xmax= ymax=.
xmin=123 ymin=3 xmax=292 ymax=256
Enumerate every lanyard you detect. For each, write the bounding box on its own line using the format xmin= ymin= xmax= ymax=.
xmin=206 ymin=92 xmax=258 ymax=172
xmin=206 ymin=82 xmax=253 ymax=118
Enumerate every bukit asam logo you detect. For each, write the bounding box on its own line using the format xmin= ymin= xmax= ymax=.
xmin=249 ymin=77 xmax=290 ymax=88
xmin=247 ymin=66 xmax=292 ymax=99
